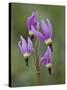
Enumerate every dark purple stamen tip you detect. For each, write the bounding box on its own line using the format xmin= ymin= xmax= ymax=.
xmin=29 ymin=35 xmax=34 ymax=41
xmin=25 ymin=58 xmax=28 ymax=66
xmin=48 ymin=67 xmax=51 ymax=75
xmin=49 ymin=44 xmax=53 ymax=52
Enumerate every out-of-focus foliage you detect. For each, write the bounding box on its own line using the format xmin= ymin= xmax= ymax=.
xmin=11 ymin=3 xmax=65 ymax=87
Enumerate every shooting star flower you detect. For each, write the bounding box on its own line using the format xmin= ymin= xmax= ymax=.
xmin=41 ymin=46 xmax=52 ymax=75
xmin=31 ymin=19 xmax=53 ymax=51
xmin=27 ymin=12 xmax=39 ymax=39
xmin=18 ymin=36 xmax=34 ymax=66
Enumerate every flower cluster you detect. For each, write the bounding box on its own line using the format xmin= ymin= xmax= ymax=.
xmin=18 ymin=12 xmax=53 ymax=75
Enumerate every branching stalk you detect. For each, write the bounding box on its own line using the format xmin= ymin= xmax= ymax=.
xmin=32 ymin=36 xmax=41 ymax=84
xmin=35 ymin=39 xmax=41 ymax=85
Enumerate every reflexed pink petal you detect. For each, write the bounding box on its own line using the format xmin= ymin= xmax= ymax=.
xmin=41 ymin=20 xmax=52 ymax=39
xmin=18 ymin=41 xmax=23 ymax=54
xmin=20 ymin=36 xmax=28 ymax=53
xmin=28 ymin=37 xmax=34 ymax=53
xmin=27 ymin=12 xmax=39 ymax=31
xmin=31 ymin=26 xmax=45 ymax=41
xmin=47 ymin=19 xmax=52 ymax=38
xmin=41 ymin=46 xmax=52 ymax=65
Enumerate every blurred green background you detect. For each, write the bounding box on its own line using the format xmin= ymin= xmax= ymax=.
xmin=11 ymin=3 xmax=65 ymax=87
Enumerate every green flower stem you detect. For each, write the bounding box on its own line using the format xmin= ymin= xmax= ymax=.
xmin=35 ymin=39 xmax=41 ymax=85
xmin=32 ymin=37 xmax=41 ymax=84
xmin=32 ymin=51 xmax=36 ymax=67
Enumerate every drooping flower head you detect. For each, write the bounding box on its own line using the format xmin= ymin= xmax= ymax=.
xmin=27 ymin=12 xmax=39 ymax=39
xmin=41 ymin=46 xmax=52 ymax=75
xmin=18 ymin=36 xmax=34 ymax=66
xmin=31 ymin=18 xmax=53 ymax=51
